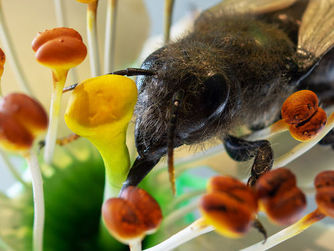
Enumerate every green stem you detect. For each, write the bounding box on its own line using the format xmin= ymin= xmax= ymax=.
xmin=91 ymin=130 xmax=130 ymax=199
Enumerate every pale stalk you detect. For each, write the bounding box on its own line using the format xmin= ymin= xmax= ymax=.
xmin=164 ymin=0 xmax=175 ymax=44
xmin=0 ymin=148 xmax=28 ymax=187
xmin=25 ymin=150 xmax=45 ymax=251
xmin=246 ymin=119 xmax=289 ymax=140
xmin=129 ymin=240 xmax=142 ymax=251
xmin=144 ymin=218 xmax=213 ymax=251
xmin=53 ymin=0 xmax=78 ymax=83
xmin=104 ymin=0 xmax=117 ymax=73
xmin=241 ymin=209 xmax=326 ymax=251
xmin=163 ymin=198 xmax=199 ymax=228
xmin=273 ymin=111 xmax=334 ymax=168
xmin=167 ymin=189 xmax=205 ymax=212
xmin=87 ymin=1 xmax=100 ymax=77
xmin=44 ymin=69 xmax=68 ymax=164
xmin=0 ymin=0 xmax=32 ymax=95
xmin=53 ymin=0 xmax=66 ymax=26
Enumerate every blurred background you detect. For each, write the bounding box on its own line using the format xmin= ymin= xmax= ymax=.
xmin=0 ymin=1 xmax=334 ymax=250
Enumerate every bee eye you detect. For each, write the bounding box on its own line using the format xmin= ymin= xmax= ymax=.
xmin=202 ymin=74 xmax=230 ymax=119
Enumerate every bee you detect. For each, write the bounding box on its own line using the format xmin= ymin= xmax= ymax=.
xmin=120 ymin=0 xmax=334 ymax=193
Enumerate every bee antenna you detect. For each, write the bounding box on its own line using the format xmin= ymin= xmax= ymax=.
xmin=111 ymin=68 xmax=156 ymax=76
xmin=167 ymin=90 xmax=184 ymax=195
xmin=62 ymin=68 xmax=156 ymax=93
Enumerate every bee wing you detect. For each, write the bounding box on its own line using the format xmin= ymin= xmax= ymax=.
xmin=208 ymin=0 xmax=298 ymax=16
xmin=298 ymin=0 xmax=334 ymax=68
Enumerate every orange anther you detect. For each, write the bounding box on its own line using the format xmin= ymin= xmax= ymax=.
xmin=289 ymin=107 xmax=327 ymax=142
xmin=0 ymin=48 xmax=5 ymax=78
xmin=208 ymin=176 xmax=258 ymax=213
xmin=281 ymin=90 xmax=319 ymax=125
xmin=0 ymin=112 xmax=33 ymax=151
xmin=255 ymin=168 xmax=296 ymax=201
xmin=200 ymin=192 xmax=255 ymax=238
xmin=315 ymin=188 xmax=334 ymax=218
xmin=0 ymin=93 xmax=48 ymax=136
xmin=262 ymin=187 xmax=306 ymax=225
xmin=32 ymin=27 xmax=87 ymax=70
xmin=120 ymin=186 xmax=163 ymax=234
xmin=314 ymin=170 xmax=334 ymax=190
xmin=102 ymin=198 xmax=146 ymax=244
xmin=255 ymin=168 xmax=306 ymax=225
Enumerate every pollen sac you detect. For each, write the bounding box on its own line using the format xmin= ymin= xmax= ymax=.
xmin=255 ymin=168 xmax=306 ymax=225
xmin=314 ymin=171 xmax=334 ymax=218
xmin=281 ymin=90 xmax=327 ymax=142
xmin=64 ymin=75 xmax=137 ymax=138
xmin=76 ymin=0 xmax=96 ymax=3
xmin=207 ymin=176 xmax=258 ymax=213
xmin=0 ymin=93 xmax=48 ymax=136
xmin=289 ymin=107 xmax=327 ymax=142
xmin=120 ymin=186 xmax=163 ymax=234
xmin=0 ymin=112 xmax=33 ymax=151
xmin=315 ymin=188 xmax=334 ymax=218
xmin=102 ymin=187 xmax=163 ymax=244
xmin=314 ymin=170 xmax=334 ymax=190
xmin=0 ymin=48 xmax=5 ymax=78
xmin=281 ymin=90 xmax=319 ymax=124
xmin=200 ymin=192 xmax=255 ymax=238
xmin=32 ymin=27 xmax=87 ymax=70
xmin=102 ymin=198 xmax=146 ymax=244
xmin=255 ymin=168 xmax=296 ymax=201
xmin=262 ymin=187 xmax=306 ymax=225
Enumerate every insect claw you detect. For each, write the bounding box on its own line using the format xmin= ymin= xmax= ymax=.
xmin=63 ymin=83 xmax=78 ymax=93
xmin=252 ymin=218 xmax=267 ymax=243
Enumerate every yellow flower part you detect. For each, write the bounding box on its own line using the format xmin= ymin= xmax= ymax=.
xmin=65 ymin=74 xmax=137 ymax=197
xmin=76 ymin=0 xmax=97 ymax=3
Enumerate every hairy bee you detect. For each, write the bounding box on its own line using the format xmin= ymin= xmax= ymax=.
xmin=121 ymin=0 xmax=334 ymax=192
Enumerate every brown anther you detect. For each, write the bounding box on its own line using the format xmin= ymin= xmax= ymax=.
xmin=120 ymin=186 xmax=163 ymax=234
xmin=289 ymin=107 xmax=327 ymax=142
xmin=315 ymin=188 xmax=334 ymax=218
xmin=32 ymin=28 xmax=83 ymax=52
xmin=0 ymin=93 xmax=48 ymax=136
xmin=262 ymin=187 xmax=306 ymax=225
xmin=255 ymin=168 xmax=306 ymax=225
xmin=0 ymin=112 xmax=33 ymax=151
xmin=0 ymin=48 xmax=5 ymax=78
xmin=32 ymin=27 xmax=87 ymax=69
xmin=102 ymin=198 xmax=146 ymax=244
xmin=208 ymin=176 xmax=258 ymax=213
xmin=281 ymin=90 xmax=318 ymax=125
xmin=255 ymin=168 xmax=296 ymax=201
xmin=200 ymin=192 xmax=255 ymax=238
xmin=314 ymin=170 xmax=334 ymax=190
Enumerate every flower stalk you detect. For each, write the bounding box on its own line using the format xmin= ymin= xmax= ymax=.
xmin=241 ymin=209 xmax=325 ymax=251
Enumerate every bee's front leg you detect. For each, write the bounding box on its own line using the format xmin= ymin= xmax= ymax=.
xmin=223 ymin=135 xmax=273 ymax=186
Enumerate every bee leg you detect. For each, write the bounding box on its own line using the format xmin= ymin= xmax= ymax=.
xmin=223 ymin=135 xmax=273 ymax=186
xmin=252 ymin=218 xmax=267 ymax=242
xmin=38 ymin=133 xmax=80 ymax=150
xmin=319 ymin=130 xmax=334 ymax=150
